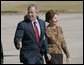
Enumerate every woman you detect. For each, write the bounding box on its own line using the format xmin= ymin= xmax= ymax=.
xmin=45 ymin=10 xmax=71 ymax=64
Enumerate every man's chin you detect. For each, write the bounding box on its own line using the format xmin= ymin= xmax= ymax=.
xmin=29 ymin=18 xmax=35 ymax=21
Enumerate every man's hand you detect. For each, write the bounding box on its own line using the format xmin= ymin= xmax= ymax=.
xmin=16 ymin=43 xmax=20 ymax=50
xmin=66 ymin=58 xmax=71 ymax=64
xmin=16 ymin=39 xmax=22 ymax=50
xmin=16 ymin=42 xmax=22 ymax=50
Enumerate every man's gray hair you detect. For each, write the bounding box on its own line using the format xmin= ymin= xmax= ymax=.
xmin=27 ymin=4 xmax=39 ymax=13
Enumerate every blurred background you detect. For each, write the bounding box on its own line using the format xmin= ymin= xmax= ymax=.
xmin=1 ymin=1 xmax=83 ymax=64
xmin=1 ymin=1 xmax=83 ymax=14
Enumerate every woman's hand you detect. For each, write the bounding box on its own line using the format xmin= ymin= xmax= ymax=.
xmin=66 ymin=58 xmax=71 ymax=64
xmin=47 ymin=54 xmax=51 ymax=60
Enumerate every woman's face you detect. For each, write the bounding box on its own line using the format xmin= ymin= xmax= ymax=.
xmin=51 ymin=14 xmax=58 ymax=24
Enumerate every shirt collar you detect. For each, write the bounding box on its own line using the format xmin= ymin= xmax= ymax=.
xmin=32 ymin=19 xmax=38 ymax=24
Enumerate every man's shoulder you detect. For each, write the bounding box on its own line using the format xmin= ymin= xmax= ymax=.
xmin=39 ymin=18 xmax=44 ymax=21
xmin=39 ymin=18 xmax=45 ymax=22
xmin=38 ymin=19 xmax=45 ymax=25
xmin=17 ymin=20 xmax=27 ymax=27
xmin=37 ymin=16 xmax=45 ymax=22
xmin=18 ymin=20 xmax=27 ymax=25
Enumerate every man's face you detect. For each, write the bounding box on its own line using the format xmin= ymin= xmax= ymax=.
xmin=27 ymin=7 xmax=37 ymax=21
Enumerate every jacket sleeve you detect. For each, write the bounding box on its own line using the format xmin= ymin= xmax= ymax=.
xmin=14 ymin=22 xmax=24 ymax=49
xmin=43 ymin=22 xmax=49 ymax=54
xmin=60 ymin=27 xmax=70 ymax=58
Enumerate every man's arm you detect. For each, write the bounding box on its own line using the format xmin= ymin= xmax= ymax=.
xmin=43 ymin=22 xmax=49 ymax=54
xmin=14 ymin=22 xmax=24 ymax=50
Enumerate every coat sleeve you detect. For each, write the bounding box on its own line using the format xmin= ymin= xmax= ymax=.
xmin=59 ymin=27 xmax=70 ymax=58
xmin=43 ymin=22 xmax=49 ymax=54
xmin=14 ymin=22 xmax=24 ymax=49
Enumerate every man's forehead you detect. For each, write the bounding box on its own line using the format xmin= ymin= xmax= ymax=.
xmin=28 ymin=7 xmax=37 ymax=11
xmin=28 ymin=8 xmax=37 ymax=13
xmin=28 ymin=6 xmax=36 ymax=10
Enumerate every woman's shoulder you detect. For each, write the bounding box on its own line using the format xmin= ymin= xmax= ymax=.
xmin=46 ymin=25 xmax=56 ymax=31
xmin=46 ymin=26 xmax=52 ymax=32
xmin=55 ymin=25 xmax=62 ymax=30
xmin=55 ymin=25 xmax=63 ymax=35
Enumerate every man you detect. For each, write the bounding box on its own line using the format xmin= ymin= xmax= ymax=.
xmin=1 ymin=42 xmax=4 ymax=64
xmin=14 ymin=4 xmax=49 ymax=64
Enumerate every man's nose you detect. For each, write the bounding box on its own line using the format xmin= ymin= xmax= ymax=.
xmin=29 ymin=13 xmax=32 ymax=16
